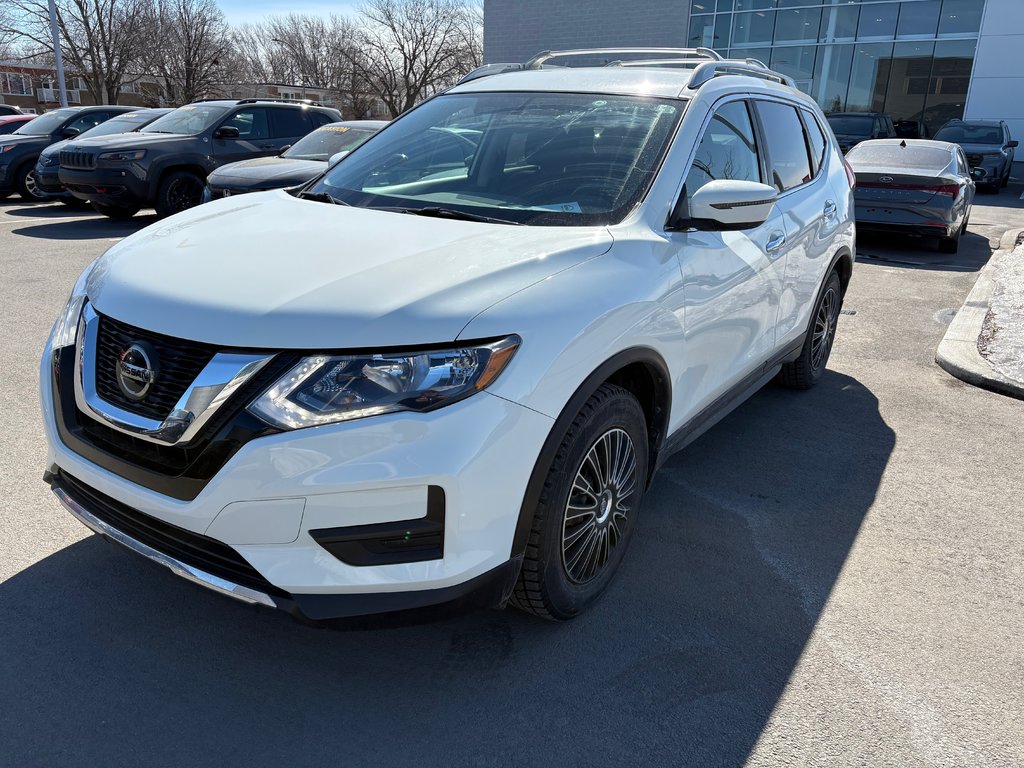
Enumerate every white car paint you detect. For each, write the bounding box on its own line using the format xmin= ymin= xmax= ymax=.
xmin=40 ymin=61 xmax=855 ymax=618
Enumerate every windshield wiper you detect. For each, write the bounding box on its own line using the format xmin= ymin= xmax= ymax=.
xmin=296 ymin=189 xmax=349 ymax=206
xmin=378 ymin=206 xmax=522 ymax=225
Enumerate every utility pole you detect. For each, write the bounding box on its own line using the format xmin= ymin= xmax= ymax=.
xmin=47 ymin=0 xmax=68 ymax=108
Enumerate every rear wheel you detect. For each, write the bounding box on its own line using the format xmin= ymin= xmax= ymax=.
xmin=92 ymin=202 xmax=139 ymax=220
xmin=155 ymin=170 xmax=204 ymax=218
xmin=938 ymin=228 xmax=961 ymax=253
xmin=779 ymin=270 xmax=842 ymax=389
xmin=511 ymin=383 xmax=648 ymax=620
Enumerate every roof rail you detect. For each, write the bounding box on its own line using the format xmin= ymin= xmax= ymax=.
xmin=525 ymin=47 xmax=722 ymax=69
xmin=606 ymin=58 xmax=712 ymax=69
xmin=457 ymin=62 xmax=524 ymax=85
xmin=235 ymin=97 xmax=325 ymax=107
xmin=687 ymin=60 xmax=795 ymax=89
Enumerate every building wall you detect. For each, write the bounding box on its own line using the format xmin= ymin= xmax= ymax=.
xmin=964 ymin=0 xmax=1024 ymax=143
xmin=483 ymin=0 xmax=689 ymax=64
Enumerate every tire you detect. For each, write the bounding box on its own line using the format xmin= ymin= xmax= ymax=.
xmin=938 ymin=230 xmax=961 ymax=253
xmin=91 ymin=202 xmax=139 ymax=220
xmin=155 ymin=170 xmax=204 ymax=218
xmin=16 ymin=163 xmax=47 ymax=201
xmin=511 ymin=383 xmax=648 ymax=620
xmin=778 ymin=270 xmax=842 ymax=390
xmin=0 ymin=191 xmax=10 ymax=200
xmin=1001 ymin=171 xmax=1010 ymax=189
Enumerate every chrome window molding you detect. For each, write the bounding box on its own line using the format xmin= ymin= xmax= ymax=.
xmin=73 ymin=302 xmax=274 ymax=446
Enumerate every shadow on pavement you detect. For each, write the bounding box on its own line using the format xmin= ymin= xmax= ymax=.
xmin=856 ymin=229 xmax=993 ymax=272
xmin=0 ymin=372 xmax=893 ymax=766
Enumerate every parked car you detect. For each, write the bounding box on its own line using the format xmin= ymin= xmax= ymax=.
xmin=0 ymin=114 xmax=35 ymax=135
xmin=34 ymin=108 xmax=172 ymax=205
xmin=0 ymin=104 xmax=23 ymax=116
xmin=932 ymin=119 xmax=1017 ymax=192
xmin=41 ymin=49 xmax=855 ymax=622
xmin=846 ymin=138 xmax=975 ymax=253
xmin=59 ymin=98 xmax=342 ymax=219
xmin=826 ymin=112 xmax=897 ymax=153
xmin=205 ymin=119 xmax=387 ymax=201
xmin=0 ymin=105 xmax=134 ymax=200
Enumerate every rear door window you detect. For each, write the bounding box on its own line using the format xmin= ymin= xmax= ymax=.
xmin=270 ymin=108 xmax=311 ymax=139
xmin=801 ymin=109 xmax=827 ymax=175
xmin=684 ymin=99 xmax=762 ymax=197
xmin=754 ymin=101 xmax=813 ymax=192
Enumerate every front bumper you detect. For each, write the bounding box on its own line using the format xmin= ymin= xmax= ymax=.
xmin=60 ymin=165 xmax=151 ymax=207
xmin=33 ymin=165 xmax=70 ymax=198
xmin=41 ymin=337 xmax=554 ymax=620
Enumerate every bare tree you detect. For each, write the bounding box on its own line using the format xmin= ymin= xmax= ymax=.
xmin=0 ymin=0 xmax=152 ymax=104
xmin=354 ymin=0 xmax=482 ymax=116
xmin=145 ymin=0 xmax=231 ymax=104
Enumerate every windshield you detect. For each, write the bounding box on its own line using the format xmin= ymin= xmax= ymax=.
xmin=76 ymin=113 xmax=155 ymax=140
xmin=140 ymin=104 xmax=229 ymax=135
xmin=284 ymin=124 xmax=378 ymax=161
xmin=847 ymin=144 xmax=951 ymax=170
xmin=933 ymin=124 xmax=1003 ymax=145
xmin=13 ymin=108 xmax=76 ymax=135
xmin=309 ymin=92 xmax=684 ymax=226
xmin=827 ymin=115 xmax=873 ymax=136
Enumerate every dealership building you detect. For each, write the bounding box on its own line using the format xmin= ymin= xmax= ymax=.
xmin=484 ymin=0 xmax=1024 ymax=143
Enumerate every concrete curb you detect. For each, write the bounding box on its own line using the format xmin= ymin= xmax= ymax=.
xmin=936 ymin=228 xmax=1024 ymax=400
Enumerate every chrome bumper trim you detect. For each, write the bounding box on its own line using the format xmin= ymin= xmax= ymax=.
xmin=52 ymin=485 xmax=277 ymax=608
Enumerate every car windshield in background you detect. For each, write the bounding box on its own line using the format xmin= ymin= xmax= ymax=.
xmin=311 ymin=92 xmax=684 ymax=226
xmin=847 ymin=144 xmax=951 ymax=170
xmin=140 ymin=104 xmax=229 ymax=135
xmin=933 ymin=124 xmax=1003 ymax=144
xmin=13 ymin=108 xmax=76 ymax=135
xmin=283 ymin=125 xmax=376 ymax=161
xmin=76 ymin=114 xmax=152 ymax=140
xmin=827 ymin=115 xmax=873 ymax=135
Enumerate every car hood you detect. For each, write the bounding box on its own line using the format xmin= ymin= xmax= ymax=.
xmin=86 ymin=191 xmax=613 ymax=349
xmin=955 ymin=142 xmax=1005 ymax=155
xmin=72 ymin=131 xmax=193 ymax=150
xmin=209 ymin=156 xmax=324 ymax=188
xmin=0 ymin=134 xmax=49 ymax=150
xmin=40 ymin=138 xmax=71 ymax=159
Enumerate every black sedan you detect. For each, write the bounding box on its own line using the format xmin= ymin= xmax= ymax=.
xmin=846 ymin=139 xmax=976 ymax=253
xmin=204 ymin=120 xmax=387 ymax=201
xmin=0 ymin=105 xmax=135 ymax=200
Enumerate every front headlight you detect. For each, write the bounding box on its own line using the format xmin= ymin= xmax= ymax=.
xmin=249 ymin=336 xmax=521 ymax=429
xmin=51 ymin=261 xmax=95 ymax=351
xmin=98 ymin=149 xmax=146 ymax=162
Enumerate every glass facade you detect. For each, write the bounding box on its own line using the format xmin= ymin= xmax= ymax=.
xmin=688 ymin=0 xmax=985 ymax=135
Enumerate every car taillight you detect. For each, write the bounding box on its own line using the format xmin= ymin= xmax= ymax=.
xmin=844 ymin=158 xmax=856 ymax=189
xmin=931 ymin=184 xmax=960 ymax=196
xmin=856 ymin=182 xmax=960 ymax=196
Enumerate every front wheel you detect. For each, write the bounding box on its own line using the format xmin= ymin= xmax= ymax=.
xmin=16 ymin=164 xmax=47 ymax=201
xmin=778 ymin=270 xmax=842 ymax=390
xmin=511 ymin=383 xmax=648 ymax=620
xmin=155 ymin=170 xmax=204 ymax=218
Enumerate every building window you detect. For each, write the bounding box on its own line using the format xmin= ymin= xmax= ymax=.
xmin=0 ymin=72 xmax=31 ymax=95
xmin=72 ymin=77 xmax=87 ymax=91
xmin=938 ymin=0 xmax=984 ymax=38
xmin=896 ymin=0 xmax=941 ymax=39
xmin=121 ymin=81 xmax=140 ymax=94
xmin=775 ymin=7 xmax=821 ymax=45
xmin=732 ymin=10 xmax=776 ymax=47
xmin=857 ymin=3 xmax=899 ymax=41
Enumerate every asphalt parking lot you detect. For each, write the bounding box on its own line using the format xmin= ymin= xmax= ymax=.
xmin=2 ymin=191 xmax=1023 ymax=767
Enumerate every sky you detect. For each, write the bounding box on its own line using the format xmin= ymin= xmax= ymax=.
xmin=216 ymin=0 xmax=363 ymax=25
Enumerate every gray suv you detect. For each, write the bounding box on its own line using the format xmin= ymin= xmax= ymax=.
xmin=934 ymin=119 xmax=1017 ymax=192
xmin=59 ymin=98 xmax=341 ymax=218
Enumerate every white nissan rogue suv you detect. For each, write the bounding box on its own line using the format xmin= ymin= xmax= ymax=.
xmin=41 ymin=49 xmax=855 ymax=622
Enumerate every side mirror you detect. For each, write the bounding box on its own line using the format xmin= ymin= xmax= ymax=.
xmin=671 ymin=180 xmax=779 ymax=231
xmin=278 ymin=144 xmax=292 ymax=155
xmin=327 ymin=150 xmax=350 ymax=167
xmin=61 ymin=127 xmax=80 ymax=138
xmin=213 ymin=126 xmax=240 ymax=139
xmin=1007 ymin=140 xmax=1019 ymax=149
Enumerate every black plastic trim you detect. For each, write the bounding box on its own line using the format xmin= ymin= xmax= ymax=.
xmin=310 ymin=486 xmax=446 ymax=566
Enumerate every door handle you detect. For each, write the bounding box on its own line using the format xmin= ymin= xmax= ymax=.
xmin=823 ymin=200 xmax=838 ymax=218
xmin=766 ymin=231 xmax=786 ymax=253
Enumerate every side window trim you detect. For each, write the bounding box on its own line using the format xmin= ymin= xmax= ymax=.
xmin=750 ymin=97 xmax=817 ymax=196
xmin=798 ymin=107 xmax=828 ymax=180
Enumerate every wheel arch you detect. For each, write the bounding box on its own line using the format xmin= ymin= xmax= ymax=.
xmin=832 ymin=246 xmax=854 ymax=297
xmin=510 ymin=347 xmax=671 ymax=558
